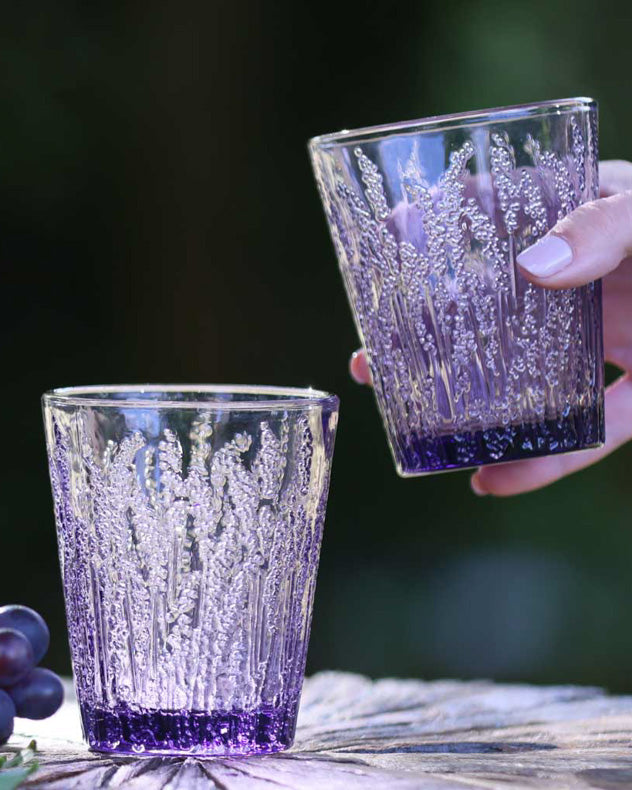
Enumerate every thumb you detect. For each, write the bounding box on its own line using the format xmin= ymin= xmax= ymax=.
xmin=516 ymin=191 xmax=632 ymax=289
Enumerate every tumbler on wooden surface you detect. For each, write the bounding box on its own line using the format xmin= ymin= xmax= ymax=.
xmin=43 ymin=385 xmax=338 ymax=755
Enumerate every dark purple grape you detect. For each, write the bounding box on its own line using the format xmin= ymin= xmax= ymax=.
xmin=0 ymin=688 xmax=15 ymax=744
xmin=0 ymin=605 xmax=50 ymax=664
xmin=0 ymin=629 xmax=34 ymax=687
xmin=8 ymin=668 xmax=64 ymax=720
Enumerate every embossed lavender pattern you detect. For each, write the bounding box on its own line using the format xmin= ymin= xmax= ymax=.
xmin=43 ymin=387 xmax=338 ymax=756
xmin=310 ymin=99 xmax=604 ymax=475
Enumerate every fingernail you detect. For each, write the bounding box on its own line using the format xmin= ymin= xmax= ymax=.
xmin=350 ymin=350 xmax=371 ymax=385
xmin=516 ymin=235 xmax=573 ymax=278
xmin=470 ymin=474 xmax=488 ymax=496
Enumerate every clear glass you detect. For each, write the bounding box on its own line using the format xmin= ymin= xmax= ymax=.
xmin=310 ymin=98 xmax=604 ymax=476
xmin=42 ymin=385 xmax=339 ymax=756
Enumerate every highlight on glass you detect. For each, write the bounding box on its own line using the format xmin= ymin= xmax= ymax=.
xmin=310 ymin=98 xmax=604 ymax=476
xmin=42 ymin=385 xmax=339 ymax=756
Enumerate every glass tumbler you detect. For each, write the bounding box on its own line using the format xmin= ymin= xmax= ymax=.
xmin=310 ymin=98 xmax=604 ymax=476
xmin=42 ymin=385 xmax=339 ymax=756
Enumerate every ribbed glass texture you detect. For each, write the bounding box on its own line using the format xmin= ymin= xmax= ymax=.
xmin=42 ymin=386 xmax=339 ymax=756
xmin=310 ymin=99 xmax=604 ymax=476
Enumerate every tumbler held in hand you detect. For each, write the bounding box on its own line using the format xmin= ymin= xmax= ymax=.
xmin=309 ymin=98 xmax=604 ymax=476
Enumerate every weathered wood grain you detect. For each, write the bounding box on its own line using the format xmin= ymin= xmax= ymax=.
xmin=3 ymin=672 xmax=632 ymax=789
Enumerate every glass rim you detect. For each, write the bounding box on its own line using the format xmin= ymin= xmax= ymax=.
xmin=309 ymin=96 xmax=596 ymax=148
xmin=42 ymin=384 xmax=339 ymax=412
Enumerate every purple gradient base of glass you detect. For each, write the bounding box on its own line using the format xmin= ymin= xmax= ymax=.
xmin=83 ymin=702 xmax=296 ymax=757
xmin=397 ymin=401 xmax=605 ymax=476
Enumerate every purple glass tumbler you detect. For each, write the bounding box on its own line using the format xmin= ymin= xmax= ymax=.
xmin=310 ymin=98 xmax=604 ymax=476
xmin=42 ymin=385 xmax=338 ymax=756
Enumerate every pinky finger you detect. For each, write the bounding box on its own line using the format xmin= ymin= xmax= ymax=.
xmin=471 ymin=375 xmax=632 ymax=496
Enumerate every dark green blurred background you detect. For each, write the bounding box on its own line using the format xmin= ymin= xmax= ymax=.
xmin=1 ymin=0 xmax=631 ymax=690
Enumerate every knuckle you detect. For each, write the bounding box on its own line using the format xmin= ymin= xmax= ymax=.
xmin=561 ymin=191 xmax=632 ymax=258
xmin=583 ymin=195 xmax=626 ymax=231
xmin=607 ymin=191 xmax=632 ymax=239
xmin=555 ymin=199 xmax=610 ymax=238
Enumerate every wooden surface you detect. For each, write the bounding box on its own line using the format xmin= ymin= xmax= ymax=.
xmin=4 ymin=672 xmax=632 ymax=789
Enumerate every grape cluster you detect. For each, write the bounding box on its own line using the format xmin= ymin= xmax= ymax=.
xmin=0 ymin=605 xmax=64 ymax=745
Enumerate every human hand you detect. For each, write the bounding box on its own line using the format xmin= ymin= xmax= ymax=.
xmin=349 ymin=160 xmax=632 ymax=495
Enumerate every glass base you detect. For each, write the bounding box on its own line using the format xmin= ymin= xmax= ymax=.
xmin=83 ymin=702 xmax=296 ymax=756
xmin=395 ymin=402 xmax=605 ymax=477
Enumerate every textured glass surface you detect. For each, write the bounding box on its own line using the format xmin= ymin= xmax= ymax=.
xmin=310 ymin=99 xmax=604 ymax=476
xmin=42 ymin=386 xmax=339 ymax=756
